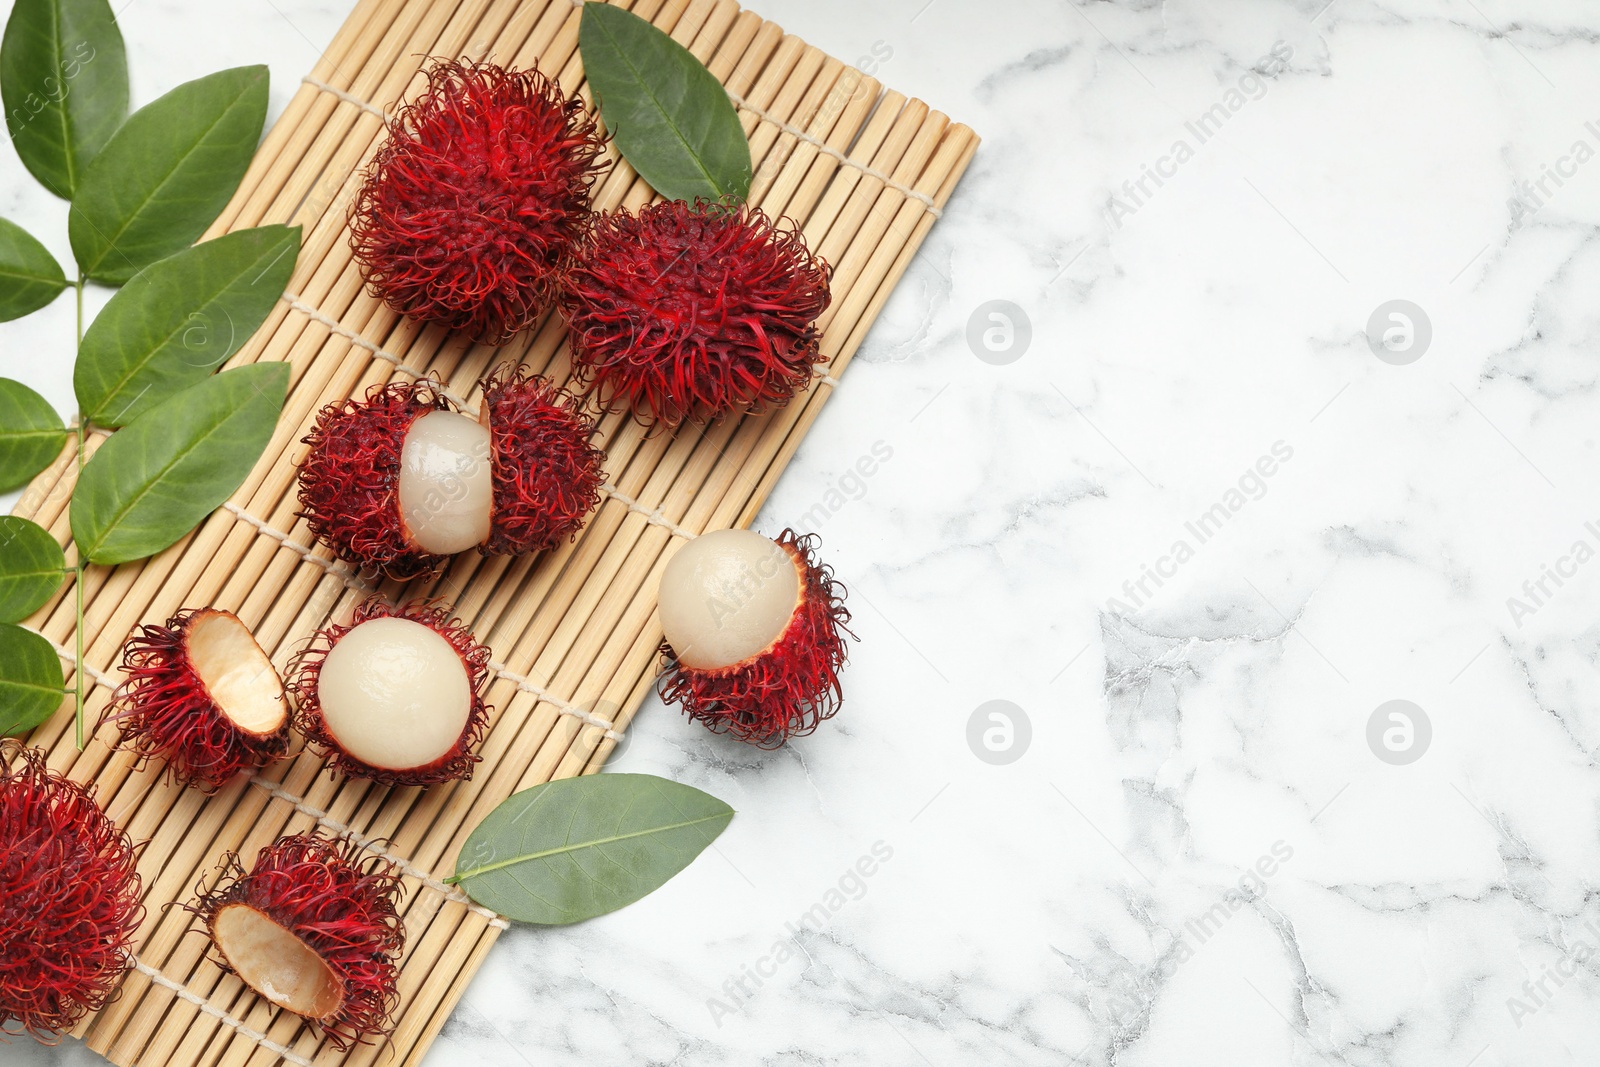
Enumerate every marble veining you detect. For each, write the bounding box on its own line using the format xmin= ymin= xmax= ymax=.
xmin=9 ymin=0 xmax=1600 ymax=1064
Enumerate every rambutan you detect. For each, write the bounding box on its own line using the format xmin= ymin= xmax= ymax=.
xmin=0 ymin=742 xmax=143 ymax=1041
xmin=656 ymin=528 xmax=853 ymax=746
xmin=349 ymin=58 xmax=608 ymax=344
xmin=296 ymin=372 xmax=602 ymax=580
xmin=479 ymin=365 xmax=606 ymax=557
xmin=559 ymin=200 xmax=832 ymax=426
xmin=186 ymin=831 xmax=402 ymax=1051
xmin=106 ymin=608 xmax=291 ymax=793
xmin=289 ymin=598 xmax=491 ymax=785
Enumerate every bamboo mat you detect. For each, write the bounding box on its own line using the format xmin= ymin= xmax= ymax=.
xmin=7 ymin=0 xmax=976 ymax=1063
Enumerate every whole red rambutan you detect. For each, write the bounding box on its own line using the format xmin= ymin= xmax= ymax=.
xmin=1 ymin=742 xmax=143 ymax=1041
xmin=559 ymin=200 xmax=832 ymax=426
xmin=656 ymin=528 xmax=853 ymax=746
xmin=105 ymin=608 xmax=292 ymax=793
xmin=296 ymin=372 xmax=603 ymax=580
xmin=186 ymin=831 xmax=403 ymax=1051
xmin=349 ymin=58 xmax=608 ymax=344
xmin=289 ymin=598 xmax=491 ymax=785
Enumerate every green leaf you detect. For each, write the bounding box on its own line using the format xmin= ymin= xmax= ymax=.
xmin=68 ymin=65 xmax=269 ymax=285
xmin=1 ymin=0 xmax=128 ymax=199
xmin=579 ymin=4 xmax=751 ymax=203
xmin=76 ymin=224 xmax=301 ymax=427
xmin=0 ymin=518 xmax=65 ymax=623
xmin=451 ymin=773 xmax=734 ymax=924
xmin=0 ymin=377 xmax=67 ymax=492
xmin=0 ymin=217 xmax=67 ymax=320
xmin=70 ymin=361 xmax=287 ymax=565
xmin=0 ymin=623 xmax=65 ymax=735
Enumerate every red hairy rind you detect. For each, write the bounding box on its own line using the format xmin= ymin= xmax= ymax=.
xmin=0 ymin=742 xmax=143 ymax=1042
xmin=288 ymin=598 xmax=492 ymax=785
xmin=349 ymin=58 xmax=608 ymax=345
xmin=104 ymin=610 xmax=290 ymax=793
xmin=297 ymin=379 xmax=450 ymax=581
xmin=479 ymin=364 xmax=605 ymax=556
xmin=186 ymin=831 xmax=403 ymax=1051
xmin=560 ymin=200 xmax=832 ymax=426
xmin=658 ymin=530 xmax=855 ymax=746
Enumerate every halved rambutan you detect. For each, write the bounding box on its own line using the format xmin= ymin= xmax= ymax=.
xmin=349 ymin=57 xmax=608 ymax=344
xmin=106 ymin=608 xmax=291 ymax=792
xmin=559 ymin=200 xmax=832 ymax=426
xmin=296 ymin=373 xmax=603 ymax=581
xmin=656 ymin=528 xmax=854 ymax=746
xmin=298 ymin=379 xmax=452 ymax=581
xmin=186 ymin=831 xmax=402 ymax=1051
xmin=289 ymin=598 xmax=491 ymax=785
xmin=1 ymin=742 xmax=143 ymax=1041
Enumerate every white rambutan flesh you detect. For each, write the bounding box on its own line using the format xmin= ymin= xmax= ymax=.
xmin=397 ymin=409 xmax=494 ymax=555
xmin=109 ymin=608 xmax=291 ymax=791
xmin=658 ymin=528 xmax=802 ymax=670
xmin=315 ymin=616 xmax=473 ymax=772
xmin=186 ymin=610 xmax=290 ymax=736
xmin=210 ymin=903 xmax=343 ymax=1020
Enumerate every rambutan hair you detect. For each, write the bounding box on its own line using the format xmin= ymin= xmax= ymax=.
xmin=657 ymin=529 xmax=853 ymax=746
xmin=559 ymin=199 xmax=832 ymax=426
xmin=105 ymin=609 xmax=291 ymax=793
xmin=349 ymin=57 xmax=608 ymax=344
xmin=186 ymin=831 xmax=403 ymax=1051
xmin=1 ymin=742 xmax=143 ymax=1041
xmin=288 ymin=598 xmax=491 ymax=785
xmin=297 ymin=379 xmax=451 ymax=581
xmin=479 ymin=364 xmax=605 ymax=556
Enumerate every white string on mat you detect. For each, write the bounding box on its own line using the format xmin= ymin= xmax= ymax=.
xmin=221 ymin=503 xmax=376 ymax=595
xmin=278 ymin=296 xmax=700 ymax=545
xmin=66 ymin=493 xmax=632 ymax=739
xmin=487 ymin=659 xmax=625 ymax=741
xmin=300 ymin=74 xmax=390 ymax=122
xmin=597 ymin=484 xmax=696 ymax=541
xmin=279 ymin=292 xmax=471 ymax=408
xmin=247 ymin=776 xmax=511 ymax=930
xmin=723 ymin=86 xmax=942 ymax=217
xmin=48 ymin=637 xmax=117 ymax=690
xmin=132 ymin=959 xmax=316 ymax=1067
xmin=817 ymin=373 xmax=841 ymax=389
xmin=296 ymin=47 xmax=942 ymax=218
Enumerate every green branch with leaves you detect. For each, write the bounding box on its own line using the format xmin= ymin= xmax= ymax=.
xmin=0 ymin=0 xmax=296 ymax=748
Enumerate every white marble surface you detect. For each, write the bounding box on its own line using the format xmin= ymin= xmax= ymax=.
xmin=11 ymin=0 xmax=1600 ymax=1064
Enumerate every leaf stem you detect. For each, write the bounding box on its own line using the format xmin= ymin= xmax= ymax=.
xmin=73 ymin=274 xmax=86 ymax=750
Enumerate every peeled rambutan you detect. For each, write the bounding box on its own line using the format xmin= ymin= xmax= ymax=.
xmin=289 ymin=598 xmax=491 ymax=785
xmin=186 ymin=831 xmax=402 ymax=1051
xmin=1 ymin=742 xmax=143 ymax=1041
xmin=656 ymin=528 xmax=854 ymax=746
xmin=559 ymin=200 xmax=832 ymax=426
xmin=105 ymin=608 xmax=291 ymax=793
xmin=349 ymin=57 xmax=608 ymax=344
xmin=296 ymin=372 xmax=603 ymax=580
